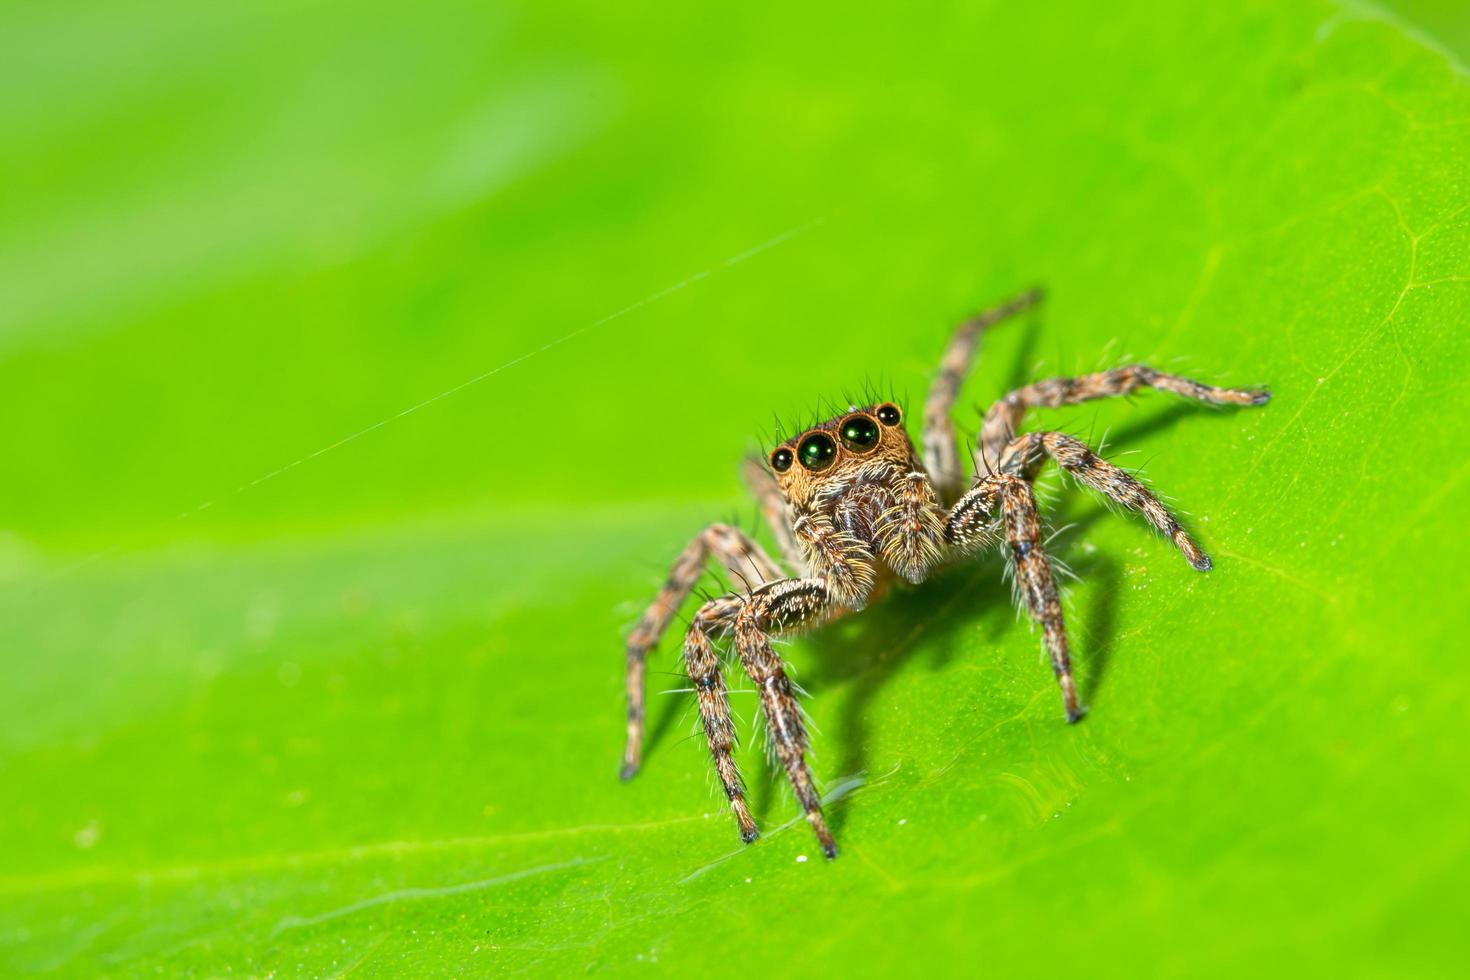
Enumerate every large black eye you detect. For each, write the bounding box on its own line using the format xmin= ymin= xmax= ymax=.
xmin=770 ymin=447 xmax=794 ymax=473
xmin=876 ymin=403 xmax=902 ymax=426
xmin=797 ymin=432 xmax=837 ymax=471
xmin=839 ymin=415 xmax=880 ymax=452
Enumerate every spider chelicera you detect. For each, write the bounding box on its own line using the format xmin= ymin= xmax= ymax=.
xmin=619 ymin=288 xmax=1269 ymax=858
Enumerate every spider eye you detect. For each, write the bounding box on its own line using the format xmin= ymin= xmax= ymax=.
xmin=839 ymin=415 xmax=881 ymax=452
xmin=770 ymin=447 xmax=794 ymax=473
xmin=876 ymin=403 xmax=902 ymax=426
xmin=797 ymin=432 xmax=837 ymax=472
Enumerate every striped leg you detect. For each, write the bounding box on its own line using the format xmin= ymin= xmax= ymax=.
xmin=979 ymin=364 xmax=1269 ymax=467
xmin=621 ymin=524 xmax=784 ymax=780
xmin=946 ymin=474 xmax=1081 ymax=723
xmin=922 ymin=288 xmax=1045 ymax=504
xmin=732 ymin=578 xmax=838 ymax=857
xmin=999 ymin=430 xmax=1213 ymax=571
xmin=683 ymin=596 xmax=757 ymax=842
xmin=741 ymin=457 xmax=805 ymax=572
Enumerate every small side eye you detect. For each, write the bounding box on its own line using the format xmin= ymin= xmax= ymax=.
xmin=876 ymin=403 xmax=902 ymax=426
xmin=770 ymin=447 xmax=794 ymax=473
xmin=839 ymin=415 xmax=881 ymax=452
xmin=797 ymin=432 xmax=837 ymax=471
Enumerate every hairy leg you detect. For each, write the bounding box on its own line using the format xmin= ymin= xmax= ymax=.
xmin=732 ymin=578 xmax=838 ymax=857
xmin=999 ymin=430 xmax=1213 ymax=570
xmin=683 ymin=596 xmax=757 ymax=841
xmin=741 ymin=457 xmax=806 ymax=573
xmin=979 ymin=363 xmax=1269 ymax=467
xmin=621 ymin=524 xmax=784 ymax=779
xmin=922 ymin=287 xmax=1045 ymax=504
xmin=945 ymin=474 xmax=1081 ymax=722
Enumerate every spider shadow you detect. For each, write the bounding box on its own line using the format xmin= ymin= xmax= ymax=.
xmin=745 ymin=556 xmax=1012 ymax=828
xmin=1070 ymin=550 xmax=1121 ymax=715
xmin=644 ymin=659 xmax=701 ymax=769
xmin=637 ymin=508 xmax=1111 ymax=817
xmin=1102 ymin=402 xmax=1195 ymax=448
xmin=1004 ymin=304 xmax=1045 ymax=392
xmin=778 ymin=508 xmax=1126 ymax=835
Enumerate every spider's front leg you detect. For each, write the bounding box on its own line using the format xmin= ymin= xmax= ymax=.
xmin=733 ymin=578 xmax=839 ymax=857
xmin=682 ymin=578 xmax=838 ymax=856
xmin=683 ymin=595 xmax=759 ymax=842
xmin=946 ymin=475 xmax=1083 ymax=723
xmin=999 ymin=430 xmax=1214 ymax=570
xmin=978 ymin=363 xmax=1269 ymax=468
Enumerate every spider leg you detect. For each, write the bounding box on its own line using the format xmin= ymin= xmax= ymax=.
xmin=999 ymin=430 xmax=1213 ymax=571
xmin=684 ymin=595 xmax=759 ymax=842
xmin=741 ymin=457 xmax=806 ymax=573
xmin=945 ymin=475 xmax=1081 ymax=723
xmin=921 ymin=287 xmax=1045 ymax=504
xmin=978 ymin=364 xmax=1269 ymax=467
xmin=622 ymin=524 xmax=784 ymax=780
xmin=733 ymin=578 xmax=839 ymax=857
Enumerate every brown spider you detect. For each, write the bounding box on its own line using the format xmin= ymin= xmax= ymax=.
xmin=619 ymin=288 xmax=1269 ymax=858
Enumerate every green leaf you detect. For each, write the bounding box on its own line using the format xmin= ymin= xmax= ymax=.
xmin=2 ymin=0 xmax=1468 ymax=975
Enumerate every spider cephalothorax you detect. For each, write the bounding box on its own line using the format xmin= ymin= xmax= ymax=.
xmin=766 ymin=402 xmax=947 ymax=605
xmin=619 ymin=288 xmax=1269 ymax=858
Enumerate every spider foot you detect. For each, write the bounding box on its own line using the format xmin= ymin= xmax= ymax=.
xmin=619 ymin=761 xmax=639 ymax=782
xmin=807 ymin=813 xmax=838 ymax=860
xmin=1173 ymin=530 xmax=1214 ymax=572
xmin=1060 ymin=673 xmax=1086 ymax=724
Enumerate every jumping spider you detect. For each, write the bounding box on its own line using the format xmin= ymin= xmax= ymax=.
xmin=619 ymin=288 xmax=1269 ymax=858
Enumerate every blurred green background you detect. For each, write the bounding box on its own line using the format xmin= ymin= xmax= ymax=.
xmin=3 ymin=0 xmax=1469 ymax=976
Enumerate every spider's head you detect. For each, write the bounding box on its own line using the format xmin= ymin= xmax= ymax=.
xmin=766 ymin=402 xmax=915 ymax=506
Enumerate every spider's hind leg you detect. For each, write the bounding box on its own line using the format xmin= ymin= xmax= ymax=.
xmin=622 ymin=524 xmax=784 ymax=780
xmin=921 ymin=288 xmax=1045 ymax=503
xmin=741 ymin=457 xmax=806 ymax=573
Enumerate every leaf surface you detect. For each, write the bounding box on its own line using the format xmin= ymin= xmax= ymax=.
xmin=2 ymin=1 xmax=1468 ymax=975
